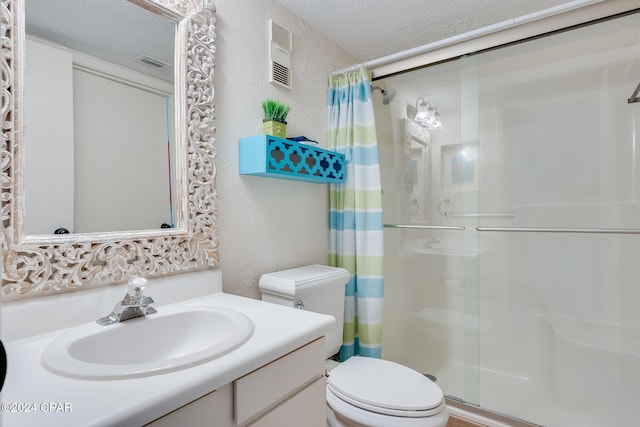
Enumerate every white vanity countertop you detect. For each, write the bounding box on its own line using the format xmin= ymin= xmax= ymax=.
xmin=0 ymin=291 xmax=335 ymax=427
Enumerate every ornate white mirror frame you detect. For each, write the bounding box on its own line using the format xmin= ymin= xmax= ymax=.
xmin=1 ymin=0 xmax=218 ymax=301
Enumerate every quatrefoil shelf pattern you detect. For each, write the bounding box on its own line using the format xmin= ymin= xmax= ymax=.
xmin=239 ymin=135 xmax=346 ymax=184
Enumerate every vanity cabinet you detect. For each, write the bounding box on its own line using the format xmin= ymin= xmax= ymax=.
xmin=235 ymin=337 xmax=326 ymax=426
xmin=146 ymin=337 xmax=326 ymax=427
xmin=145 ymin=384 xmax=234 ymax=427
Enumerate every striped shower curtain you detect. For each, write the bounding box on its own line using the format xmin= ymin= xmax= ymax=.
xmin=328 ymin=65 xmax=384 ymax=360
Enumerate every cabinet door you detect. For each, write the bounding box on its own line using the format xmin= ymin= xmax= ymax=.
xmin=145 ymin=383 xmax=234 ymax=427
xmin=235 ymin=338 xmax=325 ymax=426
xmin=250 ymin=376 xmax=326 ymax=427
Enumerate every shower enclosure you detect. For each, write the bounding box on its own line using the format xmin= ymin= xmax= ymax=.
xmin=376 ymin=11 xmax=640 ymax=427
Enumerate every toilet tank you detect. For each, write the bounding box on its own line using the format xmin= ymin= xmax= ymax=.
xmin=259 ymin=265 xmax=349 ymax=358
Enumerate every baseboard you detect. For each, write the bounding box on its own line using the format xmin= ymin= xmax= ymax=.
xmin=447 ymin=414 xmax=490 ymax=427
xmin=445 ymin=398 xmax=542 ymax=427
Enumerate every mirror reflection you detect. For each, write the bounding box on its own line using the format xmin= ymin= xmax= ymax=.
xmin=24 ymin=0 xmax=176 ymax=235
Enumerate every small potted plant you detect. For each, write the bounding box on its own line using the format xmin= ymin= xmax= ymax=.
xmin=262 ymin=99 xmax=291 ymax=138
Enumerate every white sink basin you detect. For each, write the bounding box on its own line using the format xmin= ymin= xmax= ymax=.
xmin=42 ymin=305 xmax=254 ymax=379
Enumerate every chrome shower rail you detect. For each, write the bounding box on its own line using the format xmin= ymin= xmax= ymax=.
xmin=384 ymin=224 xmax=466 ymax=231
xmin=443 ymin=211 xmax=515 ymax=218
xmin=476 ymin=226 xmax=640 ymax=235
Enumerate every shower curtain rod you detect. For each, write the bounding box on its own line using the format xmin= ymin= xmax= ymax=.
xmin=363 ymin=0 xmax=605 ymax=73
xmin=331 ymin=63 xmax=367 ymax=76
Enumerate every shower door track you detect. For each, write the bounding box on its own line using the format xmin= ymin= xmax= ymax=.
xmin=384 ymin=224 xmax=465 ymax=231
xmin=477 ymin=226 xmax=640 ymax=235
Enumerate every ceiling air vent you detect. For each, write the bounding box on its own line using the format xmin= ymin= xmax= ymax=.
xmin=135 ymin=55 xmax=170 ymax=71
xmin=269 ymin=19 xmax=292 ymax=89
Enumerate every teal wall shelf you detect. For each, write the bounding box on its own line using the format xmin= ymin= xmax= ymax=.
xmin=239 ymin=135 xmax=345 ymax=184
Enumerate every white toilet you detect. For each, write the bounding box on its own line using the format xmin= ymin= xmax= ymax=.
xmin=259 ymin=265 xmax=449 ymax=427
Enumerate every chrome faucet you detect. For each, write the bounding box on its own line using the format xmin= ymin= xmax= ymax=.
xmin=423 ymin=236 xmax=441 ymax=249
xmin=97 ymin=276 xmax=157 ymax=325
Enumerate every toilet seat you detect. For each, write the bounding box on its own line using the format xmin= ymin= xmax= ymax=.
xmin=327 ymin=390 xmax=449 ymax=427
xmin=327 ymin=357 xmax=445 ymax=418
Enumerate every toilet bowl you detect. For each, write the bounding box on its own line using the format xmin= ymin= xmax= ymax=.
xmin=259 ymin=265 xmax=449 ymax=427
xmin=326 ymin=356 xmax=449 ymax=427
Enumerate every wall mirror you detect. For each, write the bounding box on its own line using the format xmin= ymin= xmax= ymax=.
xmin=1 ymin=0 xmax=219 ymax=301
xmin=24 ymin=0 xmax=177 ymax=235
xmin=403 ymin=118 xmax=432 ymax=224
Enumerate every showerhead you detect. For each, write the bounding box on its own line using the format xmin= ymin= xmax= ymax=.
xmin=371 ymin=85 xmax=396 ymax=105
xmin=382 ymin=88 xmax=396 ymax=105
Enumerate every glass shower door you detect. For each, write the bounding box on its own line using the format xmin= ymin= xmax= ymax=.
xmin=473 ymin=11 xmax=640 ymax=426
xmin=378 ymin=58 xmax=482 ymax=405
xmin=379 ymin=9 xmax=640 ymax=427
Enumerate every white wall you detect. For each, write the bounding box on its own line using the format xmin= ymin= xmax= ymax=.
xmin=24 ymin=39 xmax=75 ymax=235
xmin=73 ymin=69 xmax=171 ymax=233
xmin=212 ymin=0 xmax=356 ymax=298
xmin=22 ymin=1 xmax=354 ymax=297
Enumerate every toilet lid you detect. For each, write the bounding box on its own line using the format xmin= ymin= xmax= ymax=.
xmin=327 ymin=357 xmax=444 ymax=417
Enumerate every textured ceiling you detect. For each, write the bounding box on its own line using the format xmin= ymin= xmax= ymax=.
xmin=26 ymin=0 xmax=176 ymax=82
xmin=277 ymin=0 xmax=574 ymax=62
xmin=27 ymin=0 xmax=580 ymax=80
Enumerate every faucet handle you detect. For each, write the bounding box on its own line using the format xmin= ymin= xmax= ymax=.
xmin=97 ymin=276 xmax=155 ymax=325
xmin=127 ymin=276 xmax=149 ymax=298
